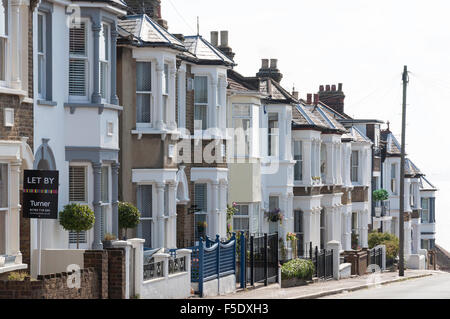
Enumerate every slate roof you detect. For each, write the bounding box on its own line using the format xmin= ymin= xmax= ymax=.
xmin=405 ymin=158 xmax=423 ymax=177
xmin=183 ymin=35 xmax=235 ymax=66
xmin=118 ymin=14 xmax=186 ymax=51
xmin=420 ymin=176 xmax=437 ymax=191
xmin=348 ymin=126 xmax=371 ymax=143
xmin=381 ymin=130 xmax=401 ymax=155
xmin=299 ymin=102 xmax=346 ymax=133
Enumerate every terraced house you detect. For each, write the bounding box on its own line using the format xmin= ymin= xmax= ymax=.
xmin=117 ymin=1 xmax=234 ymax=249
xmin=0 ymin=0 xmax=36 ymax=277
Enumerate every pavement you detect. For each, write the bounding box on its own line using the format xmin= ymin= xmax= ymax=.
xmin=206 ymin=269 xmax=443 ymax=299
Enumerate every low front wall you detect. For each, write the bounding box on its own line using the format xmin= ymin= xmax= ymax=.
xmin=141 ymin=271 xmax=191 ymax=299
xmin=31 ymin=249 xmax=85 ymax=278
xmin=342 ymin=250 xmax=368 ymax=276
xmin=192 ymin=274 xmax=236 ymax=298
xmin=0 ymin=268 xmax=99 ymax=299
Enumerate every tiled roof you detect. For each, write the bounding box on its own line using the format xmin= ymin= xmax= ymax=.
xmin=405 ymin=158 xmax=422 ymax=177
xmin=420 ymin=176 xmax=437 ymax=191
xmin=348 ymin=126 xmax=371 ymax=143
xmin=292 ymin=104 xmax=328 ymax=129
xmin=381 ymin=130 xmax=401 ymax=155
xmin=301 ymin=103 xmax=346 ymax=133
xmin=183 ymin=35 xmax=234 ymax=66
xmin=118 ymin=15 xmax=185 ymax=50
xmin=228 ymin=78 xmax=252 ymax=92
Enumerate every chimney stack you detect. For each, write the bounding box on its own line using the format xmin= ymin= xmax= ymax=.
xmin=307 ymin=93 xmax=312 ymax=105
xmin=313 ymin=94 xmax=319 ymax=105
xmin=318 ymin=83 xmax=346 ymax=114
xmin=256 ymin=58 xmax=283 ymax=83
xmin=292 ymin=87 xmax=299 ymax=100
xmin=210 ymin=31 xmax=218 ymax=47
xmin=125 ymin=0 xmax=168 ymax=29
xmin=217 ymin=30 xmax=235 ymax=60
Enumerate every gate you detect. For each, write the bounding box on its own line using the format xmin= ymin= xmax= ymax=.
xmin=368 ymin=247 xmax=383 ymax=270
xmin=238 ymin=232 xmax=279 ymax=288
xmin=313 ymin=246 xmax=333 ymax=280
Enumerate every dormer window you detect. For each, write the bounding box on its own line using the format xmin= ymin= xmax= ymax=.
xmin=69 ymin=21 xmax=88 ymax=100
xmin=0 ymin=1 xmax=9 ymax=84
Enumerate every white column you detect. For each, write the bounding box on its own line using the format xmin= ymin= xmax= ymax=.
xmin=219 ymin=181 xmax=227 ymax=238
xmin=404 ymin=219 xmax=412 ymax=256
xmin=168 ymin=183 xmax=177 ymax=248
xmin=210 ymin=78 xmax=218 ymax=132
xmin=177 ymin=67 xmax=186 ymax=129
xmin=361 ymin=210 xmax=369 ymax=248
xmin=326 ymin=143 xmax=334 ymax=184
xmin=168 ymin=67 xmax=177 ymax=130
xmin=9 ymin=162 xmax=21 ymax=260
xmin=155 ymin=62 xmax=164 ymax=130
xmin=211 ymin=181 xmax=219 ymax=237
xmin=303 ymin=210 xmax=312 ymax=246
xmin=10 ymin=0 xmax=22 ymax=89
xmin=411 ymin=219 xmax=420 ymax=254
xmin=303 ymin=140 xmax=312 ymax=184
xmin=156 ymin=183 xmax=165 ymax=248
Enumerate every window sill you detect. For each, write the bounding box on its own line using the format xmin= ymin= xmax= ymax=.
xmin=131 ymin=128 xmax=181 ymax=140
xmin=64 ymin=102 xmax=123 ymax=114
xmin=37 ymin=99 xmax=57 ymax=107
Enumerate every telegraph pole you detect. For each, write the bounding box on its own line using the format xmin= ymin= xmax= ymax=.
xmin=399 ymin=65 xmax=409 ymax=276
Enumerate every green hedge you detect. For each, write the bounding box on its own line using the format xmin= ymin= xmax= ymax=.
xmin=368 ymin=231 xmax=399 ymax=261
xmin=281 ymin=258 xmax=314 ymax=280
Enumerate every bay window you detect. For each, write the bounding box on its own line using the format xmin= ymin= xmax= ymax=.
xmin=320 ymin=144 xmax=327 ymax=180
xmin=421 ymin=198 xmax=429 ymax=223
xmin=0 ymin=0 xmax=8 ymax=83
xmin=137 ymin=185 xmax=153 ymax=248
xmin=68 ymin=165 xmax=88 ymax=245
xmin=162 ymin=63 xmax=169 ymax=124
xmin=268 ymin=113 xmax=279 ymax=157
xmin=136 ymin=61 xmax=152 ymax=125
xmin=351 ymin=150 xmax=359 ymax=182
xmin=37 ymin=13 xmax=46 ymax=98
xmin=194 ymin=76 xmax=208 ymax=130
xmin=99 ymin=23 xmax=109 ymax=102
xmin=69 ymin=21 xmax=88 ymax=100
xmin=294 ymin=210 xmax=304 ymax=255
xmin=293 ymin=140 xmax=303 ymax=181
xmin=232 ymin=104 xmax=250 ymax=157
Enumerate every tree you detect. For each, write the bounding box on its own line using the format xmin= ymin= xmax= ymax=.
xmin=118 ymin=202 xmax=140 ymax=239
xmin=373 ymin=189 xmax=389 ymax=202
xmin=59 ymin=203 xmax=95 ymax=249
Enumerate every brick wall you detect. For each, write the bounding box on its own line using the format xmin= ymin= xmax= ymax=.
xmin=83 ymin=250 xmax=109 ymax=299
xmin=105 ymin=248 xmax=126 ymax=299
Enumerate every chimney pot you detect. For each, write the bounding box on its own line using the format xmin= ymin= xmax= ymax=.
xmin=319 ymin=85 xmax=324 ymax=92
xmin=307 ymin=93 xmax=312 ymax=104
xmin=326 ymin=85 xmax=331 ymax=91
xmin=270 ymin=59 xmax=278 ymax=69
xmin=292 ymin=91 xmax=299 ymax=100
xmin=261 ymin=59 xmax=269 ymax=69
xmin=210 ymin=31 xmax=218 ymax=47
xmin=314 ymin=94 xmax=319 ymax=105
xmin=331 ymin=84 xmax=336 ymax=91
xmin=220 ymin=31 xmax=229 ymax=47
xmin=338 ymin=83 xmax=343 ymax=91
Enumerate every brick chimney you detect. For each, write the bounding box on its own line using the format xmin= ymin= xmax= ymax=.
xmin=256 ymin=58 xmax=283 ymax=83
xmin=125 ymin=0 xmax=168 ymax=29
xmin=318 ymin=83 xmax=345 ymax=114
xmin=217 ymin=31 xmax=235 ymax=60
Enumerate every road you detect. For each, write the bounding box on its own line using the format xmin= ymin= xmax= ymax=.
xmin=321 ymin=272 xmax=450 ymax=299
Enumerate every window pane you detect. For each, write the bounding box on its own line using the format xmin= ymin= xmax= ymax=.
xmin=69 ymin=59 xmax=86 ymax=96
xmin=141 ymin=220 xmax=152 ymax=248
xmin=233 ymin=104 xmax=250 ymax=117
xmin=269 ymin=196 xmax=278 ymax=211
xmin=195 ymin=213 xmax=207 ymax=240
xmin=100 ymin=61 xmax=107 ymax=99
xmin=194 ymin=76 xmax=207 ymax=104
xmin=101 ymin=166 xmax=109 ymax=203
xmin=0 ymin=37 xmax=5 ymax=81
xmin=233 ymin=118 xmax=250 ymax=156
xmin=235 ymin=205 xmax=249 ymax=216
xmin=100 ymin=23 xmax=108 ymax=61
xmin=194 ymin=105 xmax=207 ymax=130
xmin=194 ymin=184 xmax=207 ymax=212
xmin=136 ymin=93 xmax=151 ymax=123
xmin=294 ymin=141 xmax=302 ymax=181
xmin=421 ymin=198 xmax=428 ymax=209
xmin=38 ymin=14 xmax=44 ymax=53
xmin=0 ymin=164 xmax=8 ymax=208
xmin=69 ymin=230 xmax=87 ymax=244
xmin=162 ymin=64 xmax=169 ymax=94
xmin=138 ymin=185 xmax=152 ymax=218
xmin=233 ymin=217 xmax=249 ymax=232
xmin=69 ymin=166 xmax=86 ymax=202
xmin=101 ymin=205 xmax=108 ymax=239
xmin=69 ymin=23 xmax=86 ymax=56
xmin=38 ymin=54 xmax=45 ymax=96
xmin=294 ymin=210 xmax=303 ymax=233
xmin=136 ymin=62 xmax=151 ymax=91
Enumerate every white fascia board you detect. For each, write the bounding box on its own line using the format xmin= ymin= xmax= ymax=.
xmin=0 ymin=141 xmax=22 ymax=161
xmin=132 ymin=169 xmax=178 ymax=184
xmin=190 ymin=167 xmax=228 ymax=182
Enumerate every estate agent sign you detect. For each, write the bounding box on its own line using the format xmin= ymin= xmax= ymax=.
xmin=23 ymin=170 xmax=59 ymax=219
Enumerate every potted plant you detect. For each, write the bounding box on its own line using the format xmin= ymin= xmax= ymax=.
xmin=281 ymin=258 xmax=314 ymax=288
xmin=226 ymin=202 xmax=238 ymax=237
xmin=102 ymin=232 xmax=117 ymax=248
xmin=373 ymin=189 xmax=389 ymax=217
xmin=59 ymin=203 xmax=95 ymax=249
xmin=118 ymin=202 xmax=140 ymax=240
xmin=351 ymin=232 xmax=360 ymax=250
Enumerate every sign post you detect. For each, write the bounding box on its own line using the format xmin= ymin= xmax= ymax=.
xmin=23 ymin=170 xmax=59 ymax=276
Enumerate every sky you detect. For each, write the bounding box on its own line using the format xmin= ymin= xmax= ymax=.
xmin=163 ymin=0 xmax=450 ymax=251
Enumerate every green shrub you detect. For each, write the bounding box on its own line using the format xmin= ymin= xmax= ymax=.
xmin=368 ymin=231 xmax=399 ymax=261
xmin=373 ymin=189 xmax=389 ymax=201
xmin=7 ymin=272 xmax=34 ymax=281
xmin=119 ymin=202 xmax=140 ymax=239
xmin=59 ymin=203 xmax=95 ymax=249
xmin=281 ymin=258 xmax=314 ymax=280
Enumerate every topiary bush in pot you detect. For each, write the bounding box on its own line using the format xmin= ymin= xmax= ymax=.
xmin=118 ymin=202 xmax=140 ymax=240
xmin=59 ymin=203 xmax=95 ymax=249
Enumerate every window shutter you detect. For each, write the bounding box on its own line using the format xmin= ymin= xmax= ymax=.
xmin=69 ymin=231 xmax=87 ymax=244
xmin=69 ymin=166 xmax=87 ymax=202
xmin=69 ymin=23 xmax=86 ymax=55
xmin=69 ymin=22 xmax=87 ymax=96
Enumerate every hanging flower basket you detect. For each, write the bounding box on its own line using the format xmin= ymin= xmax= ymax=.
xmin=265 ymin=208 xmax=284 ymax=224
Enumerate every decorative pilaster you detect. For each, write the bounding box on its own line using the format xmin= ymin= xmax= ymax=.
xmin=10 ymin=0 xmax=22 ymax=89
xmin=211 ymin=182 xmax=219 ymax=238
xmin=210 ymin=78 xmax=218 ymax=133
xmin=303 ymin=210 xmax=312 ymax=246
xmin=168 ymin=183 xmax=177 ymax=248
xmin=9 ymin=161 xmax=21 ymax=257
xmin=156 ymin=183 xmax=165 ymax=248
xmin=168 ymin=67 xmax=177 ymax=130
xmin=176 ymin=67 xmax=186 ymax=129
xmin=155 ymin=63 xmax=164 ymax=130
xmin=92 ymin=162 xmax=103 ymax=250
xmin=219 ymin=181 xmax=228 ymax=238
xmin=92 ymin=22 xmax=102 ymax=104
xmin=110 ymin=26 xmax=119 ymax=105
xmin=111 ymin=162 xmax=120 ymax=239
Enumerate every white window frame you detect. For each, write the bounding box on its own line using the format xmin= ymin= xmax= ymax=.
xmin=162 ymin=63 xmax=169 ymax=124
xmin=99 ymin=22 xmax=110 ymax=103
xmin=421 ymin=198 xmax=429 ymax=223
xmin=293 ymin=140 xmax=303 ymax=182
xmin=232 ymin=104 xmax=251 ymax=158
xmin=391 ymin=163 xmax=397 ymax=195
xmin=268 ymin=112 xmax=279 ymax=157
xmin=351 ymin=150 xmax=359 ymax=183
xmin=37 ymin=12 xmax=46 ymax=99
xmin=194 ymin=75 xmax=208 ymax=131
xmin=0 ymin=162 xmax=9 ymax=211
xmin=194 ymin=183 xmax=208 ymax=240
xmin=0 ymin=0 xmax=10 ymax=87
xmin=69 ymin=19 xmax=89 ymax=102
xmin=136 ymin=60 xmax=152 ymax=128
xmin=232 ymin=203 xmax=250 ymax=233
xmin=137 ymin=184 xmax=154 ymax=248
xmin=68 ymin=164 xmax=89 ymax=248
